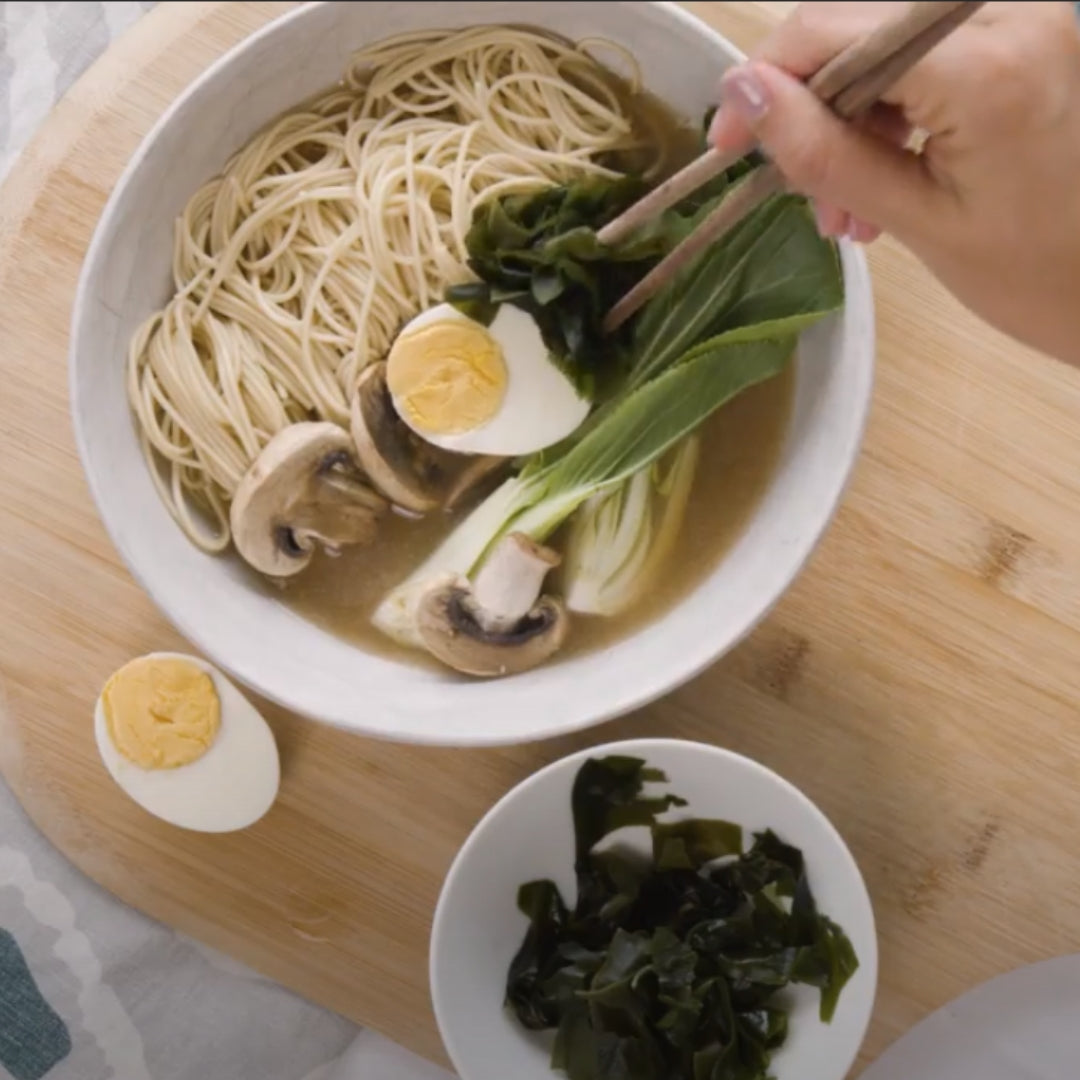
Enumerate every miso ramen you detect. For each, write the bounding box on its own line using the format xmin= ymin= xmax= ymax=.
xmin=126 ymin=24 xmax=841 ymax=680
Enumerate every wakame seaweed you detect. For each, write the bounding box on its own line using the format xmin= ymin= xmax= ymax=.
xmin=444 ymin=147 xmax=838 ymax=403
xmin=445 ymin=150 xmax=761 ymax=399
xmin=505 ymin=756 xmax=859 ymax=1080
xmin=446 ymin=175 xmax=661 ymax=398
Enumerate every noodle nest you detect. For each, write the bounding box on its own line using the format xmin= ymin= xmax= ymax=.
xmin=127 ymin=26 xmax=666 ymax=551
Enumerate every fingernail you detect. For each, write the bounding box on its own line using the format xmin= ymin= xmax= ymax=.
xmin=814 ymin=204 xmax=836 ymax=237
xmin=721 ymin=65 xmax=771 ymax=126
xmin=813 ymin=202 xmax=848 ymax=239
xmin=848 ymin=219 xmax=881 ymax=244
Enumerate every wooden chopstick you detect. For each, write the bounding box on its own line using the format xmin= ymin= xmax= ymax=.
xmin=598 ymin=1 xmax=982 ymax=252
xmin=823 ymin=1 xmax=987 ymax=116
xmin=601 ymin=0 xmax=985 ymax=334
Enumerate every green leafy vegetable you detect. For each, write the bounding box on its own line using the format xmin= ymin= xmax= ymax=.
xmin=371 ymin=329 xmax=795 ymax=645
xmin=627 ymin=194 xmax=843 ymax=389
xmin=373 ymin=165 xmax=844 ymax=647
xmin=447 ymin=160 xmax=838 ymax=404
xmin=447 ymin=176 xmax=668 ymax=397
xmin=505 ymin=757 xmax=859 ymax=1080
xmin=445 ymin=152 xmax=764 ymax=398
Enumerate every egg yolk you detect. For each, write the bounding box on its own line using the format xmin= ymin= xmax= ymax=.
xmin=102 ymin=657 xmax=221 ymax=770
xmin=386 ymin=319 xmax=507 ymax=435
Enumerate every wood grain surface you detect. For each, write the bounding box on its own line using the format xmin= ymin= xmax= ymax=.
xmin=3 ymin=1 xmax=1080 ymax=1073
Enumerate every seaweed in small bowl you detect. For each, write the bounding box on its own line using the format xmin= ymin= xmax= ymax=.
xmin=430 ymin=738 xmax=877 ymax=1080
xmin=505 ymin=756 xmax=859 ymax=1080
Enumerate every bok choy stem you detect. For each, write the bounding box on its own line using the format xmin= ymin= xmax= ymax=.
xmin=563 ymin=434 xmax=700 ymax=617
xmin=371 ymin=334 xmax=796 ymax=645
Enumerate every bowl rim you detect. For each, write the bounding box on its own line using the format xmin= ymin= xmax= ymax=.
xmin=429 ymin=735 xmax=880 ymax=1077
xmin=68 ymin=0 xmax=876 ymax=747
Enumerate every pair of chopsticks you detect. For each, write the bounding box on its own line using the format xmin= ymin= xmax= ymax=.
xmin=601 ymin=0 xmax=986 ymax=333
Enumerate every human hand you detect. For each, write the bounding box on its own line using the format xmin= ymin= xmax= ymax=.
xmin=707 ymin=2 xmax=1080 ymax=364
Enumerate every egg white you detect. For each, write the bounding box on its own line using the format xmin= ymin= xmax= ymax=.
xmin=388 ymin=302 xmax=591 ymax=456
xmin=93 ymin=652 xmax=280 ymax=834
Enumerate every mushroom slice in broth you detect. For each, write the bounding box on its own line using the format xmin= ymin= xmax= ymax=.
xmin=351 ymin=362 xmax=513 ymax=517
xmin=350 ymin=362 xmax=455 ymax=514
xmin=443 ymin=454 xmax=510 ymax=513
xmin=229 ymin=422 xmax=387 ymax=577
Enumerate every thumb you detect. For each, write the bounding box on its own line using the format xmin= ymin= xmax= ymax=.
xmin=710 ymin=61 xmax=943 ymax=242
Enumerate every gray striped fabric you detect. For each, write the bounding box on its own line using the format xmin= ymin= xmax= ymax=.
xmin=0 ymin=1 xmax=156 ymax=179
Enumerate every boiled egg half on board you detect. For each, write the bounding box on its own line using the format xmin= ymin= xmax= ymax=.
xmin=385 ymin=302 xmax=590 ymax=456
xmin=94 ymin=652 xmax=280 ymax=833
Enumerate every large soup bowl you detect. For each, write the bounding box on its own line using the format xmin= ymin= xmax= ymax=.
xmin=70 ymin=1 xmax=875 ymax=746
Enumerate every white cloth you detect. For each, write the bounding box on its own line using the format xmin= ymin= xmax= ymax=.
xmin=0 ymin=4 xmax=453 ymax=1078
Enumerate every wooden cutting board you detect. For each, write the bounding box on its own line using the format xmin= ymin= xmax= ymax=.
xmin=4 ymin=1 xmax=1080 ymax=1073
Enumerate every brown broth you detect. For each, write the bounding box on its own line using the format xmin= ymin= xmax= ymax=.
xmin=279 ymin=363 xmax=795 ymax=669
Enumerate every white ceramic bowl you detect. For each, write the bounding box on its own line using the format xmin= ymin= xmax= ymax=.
xmin=70 ymin=1 xmax=875 ymax=746
xmin=431 ymin=738 xmax=878 ymax=1080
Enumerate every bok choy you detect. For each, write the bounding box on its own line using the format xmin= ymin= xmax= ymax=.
xmin=373 ymin=329 xmax=796 ymax=646
xmin=562 ymin=435 xmax=700 ymax=617
xmin=372 ymin=176 xmax=844 ymax=649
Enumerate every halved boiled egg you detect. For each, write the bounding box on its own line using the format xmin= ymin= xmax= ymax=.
xmin=385 ymin=302 xmax=590 ymax=456
xmin=94 ymin=652 xmax=280 ymax=833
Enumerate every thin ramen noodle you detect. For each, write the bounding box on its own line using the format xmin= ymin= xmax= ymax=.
xmin=126 ymin=27 xmax=667 ymax=552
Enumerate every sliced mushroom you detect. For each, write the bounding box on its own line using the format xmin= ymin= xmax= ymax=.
xmin=230 ymin=422 xmax=387 ymax=577
xmin=350 ymin=362 xmax=452 ymax=514
xmin=416 ymin=532 xmax=569 ymax=677
xmin=443 ymin=454 xmax=511 ymax=513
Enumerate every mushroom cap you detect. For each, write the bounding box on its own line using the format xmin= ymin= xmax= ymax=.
xmin=350 ymin=362 xmax=449 ymax=514
xmin=416 ymin=577 xmax=569 ymax=678
xmin=229 ymin=421 xmax=386 ymax=577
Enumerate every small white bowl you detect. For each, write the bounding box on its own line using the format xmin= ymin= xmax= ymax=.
xmin=70 ymin=1 xmax=875 ymax=745
xmin=431 ymin=738 xmax=878 ymax=1080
